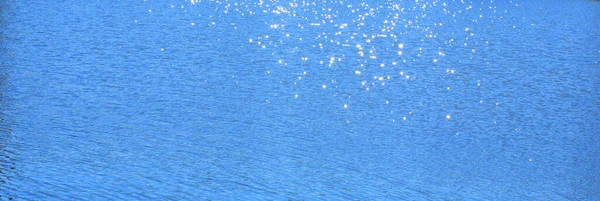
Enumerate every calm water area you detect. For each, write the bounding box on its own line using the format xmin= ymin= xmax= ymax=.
xmin=0 ymin=0 xmax=599 ymax=200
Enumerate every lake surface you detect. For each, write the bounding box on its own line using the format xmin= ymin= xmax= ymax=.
xmin=0 ymin=0 xmax=599 ymax=200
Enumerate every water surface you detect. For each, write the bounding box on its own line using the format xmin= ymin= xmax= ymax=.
xmin=0 ymin=0 xmax=599 ymax=200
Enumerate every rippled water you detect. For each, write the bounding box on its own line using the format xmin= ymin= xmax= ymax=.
xmin=1 ymin=0 xmax=599 ymax=200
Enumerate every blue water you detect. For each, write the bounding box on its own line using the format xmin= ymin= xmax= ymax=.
xmin=1 ymin=0 xmax=599 ymax=200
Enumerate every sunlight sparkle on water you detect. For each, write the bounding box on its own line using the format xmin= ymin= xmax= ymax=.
xmin=180 ymin=0 xmax=522 ymax=124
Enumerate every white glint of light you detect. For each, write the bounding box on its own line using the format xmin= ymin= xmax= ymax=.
xmin=446 ymin=114 xmax=451 ymax=119
xmin=179 ymin=0 xmax=519 ymax=123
